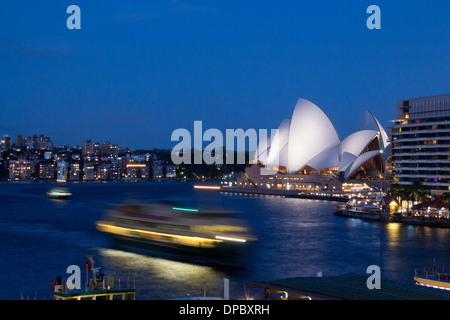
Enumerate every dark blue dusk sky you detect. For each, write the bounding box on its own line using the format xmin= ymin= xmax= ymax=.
xmin=1 ymin=0 xmax=449 ymax=150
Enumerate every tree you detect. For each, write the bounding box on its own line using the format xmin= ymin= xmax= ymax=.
xmin=442 ymin=193 xmax=450 ymax=209
xmin=388 ymin=182 xmax=433 ymax=215
xmin=388 ymin=183 xmax=402 ymax=206
xmin=411 ymin=181 xmax=431 ymax=203
xmin=398 ymin=185 xmax=414 ymax=215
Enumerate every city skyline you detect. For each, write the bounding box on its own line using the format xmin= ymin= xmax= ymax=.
xmin=1 ymin=1 xmax=449 ymax=150
xmin=0 ymin=134 xmax=176 ymax=182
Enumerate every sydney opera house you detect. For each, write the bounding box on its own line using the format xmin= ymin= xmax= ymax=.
xmin=237 ymin=98 xmax=390 ymax=192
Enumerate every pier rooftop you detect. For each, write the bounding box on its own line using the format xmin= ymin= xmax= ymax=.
xmin=246 ymin=273 xmax=450 ymax=300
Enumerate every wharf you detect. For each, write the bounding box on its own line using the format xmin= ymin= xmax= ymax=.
xmin=334 ymin=208 xmax=390 ymax=222
xmin=335 ymin=208 xmax=450 ymax=228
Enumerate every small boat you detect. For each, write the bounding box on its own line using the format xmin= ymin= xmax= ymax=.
xmin=414 ymin=258 xmax=450 ymax=291
xmin=96 ymin=201 xmax=256 ymax=264
xmin=51 ymin=253 xmax=135 ymax=300
xmin=47 ymin=186 xmax=72 ymax=199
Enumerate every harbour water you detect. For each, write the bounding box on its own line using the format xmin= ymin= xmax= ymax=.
xmin=1 ymin=181 xmax=450 ymax=300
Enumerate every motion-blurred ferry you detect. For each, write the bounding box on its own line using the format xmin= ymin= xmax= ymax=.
xmin=47 ymin=186 xmax=72 ymax=199
xmin=96 ymin=201 xmax=256 ymax=263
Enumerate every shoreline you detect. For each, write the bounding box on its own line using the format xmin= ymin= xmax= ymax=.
xmin=335 ymin=209 xmax=450 ymax=228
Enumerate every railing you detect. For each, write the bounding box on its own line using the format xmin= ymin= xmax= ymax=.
xmin=415 ymin=269 xmax=450 ymax=281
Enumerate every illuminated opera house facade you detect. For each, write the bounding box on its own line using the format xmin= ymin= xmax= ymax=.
xmin=237 ymin=98 xmax=390 ymax=192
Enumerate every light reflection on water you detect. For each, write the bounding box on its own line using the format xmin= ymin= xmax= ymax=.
xmin=98 ymin=248 xmax=229 ymax=300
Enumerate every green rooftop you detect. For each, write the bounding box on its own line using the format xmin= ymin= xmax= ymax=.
xmin=247 ymin=273 xmax=450 ymax=300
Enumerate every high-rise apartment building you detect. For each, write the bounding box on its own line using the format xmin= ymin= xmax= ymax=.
xmin=0 ymin=136 xmax=11 ymax=150
xmin=70 ymin=163 xmax=80 ymax=180
xmin=39 ymin=163 xmax=55 ymax=180
xmin=57 ymin=161 xmax=68 ymax=182
xmin=9 ymin=160 xmax=32 ymax=181
xmin=389 ymin=94 xmax=450 ymax=194
xmin=15 ymin=135 xmax=24 ymax=148
xmin=82 ymin=140 xmax=99 ymax=156
xmin=36 ymin=135 xmax=53 ymax=150
xmin=83 ymin=162 xmax=96 ymax=180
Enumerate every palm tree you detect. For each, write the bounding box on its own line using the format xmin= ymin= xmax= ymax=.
xmin=442 ymin=192 xmax=450 ymax=209
xmin=388 ymin=183 xmax=402 ymax=205
xmin=411 ymin=181 xmax=432 ymax=203
xmin=399 ymin=185 xmax=414 ymax=215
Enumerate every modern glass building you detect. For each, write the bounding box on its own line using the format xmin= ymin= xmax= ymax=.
xmin=389 ymin=94 xmax=450 ymax=194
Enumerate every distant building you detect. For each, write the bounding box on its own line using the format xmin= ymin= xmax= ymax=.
xmin=54 ymin=151 xmax=70 ymax=161
xmin=100 ymin=141 xmax=111 ymax=156
xmin=0 ymin=136 xmax=11 ymax=151
xmin=39 ymin=163 xmax=55 ymax=180
xmin=109 ymin=165 xmax=121 ymax=180
xmin=15 ymin=135 xmax=24 ymax=148
xmin=82 ymin=140 xmax=100 ymax=156
xmin=109 ymin=159 xmax=123 ymax=180
xmin=165 ymin=165 xmax=177 ymax=178
xmin=70 ymin=163 xmax=80 ymax=180
xmin=26 ymin=137 xmax=37 ymax=150
xmin=83 ymin=154 xmax=99 ymax=162
xmin=83 ymin=162 xmax=96 ymax=180
xmin=57 ymin=161 xmax=68 ymax=182
xmin=9 ymin=160 xmax=32 ymax=181
xmin=126 ymin=163 xmax=149 ymax=180
xmin=35 ymin=135 xmax=53 ymax=150
xmin=152 ymin=160 xmax=163 ymax=179
xmin=98 ymin=163 xmax=110 ymax=180
xmin=110 ymin=144 xmax=119 ymax=157
xmin=100 ymin=142 xmax=118 ymax=158
xmin=29 ymin=152 xmax=41 ymax=161
xmin=131 ymin=153 xmax=151 ymax=162
xmin=44 ymin=151 xmax=53 ymax=160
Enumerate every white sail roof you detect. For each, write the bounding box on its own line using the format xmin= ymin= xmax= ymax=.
xmin=306 ymin=143 xmax=340 ymax=170
xmin=343 ymin=150 xmax=383 ymax=179
xmin=339 ymin=130 xmax=379 ymax=159
xmin=267 ymin=118 xmax=290 ymax=167
xmin=355 ymin=110 xmax=390 ymax=149
xmin=287 ymin=98 xmax=340 ymax=173
xmin=338 ymin=152 xmax=357 ymax=172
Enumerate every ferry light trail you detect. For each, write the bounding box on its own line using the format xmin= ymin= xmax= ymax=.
xmin=96 ymin=222 xmax=221 ymax=248
xmin=172 ymin=207 xmax=199 ymax=212
xmin=215 ymin=235 xmax=246 ymax=243
xmin=96 ymin=222 xmax=249 ymax=247
xmin=193 ymin=186 xmax=221 ymax=190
